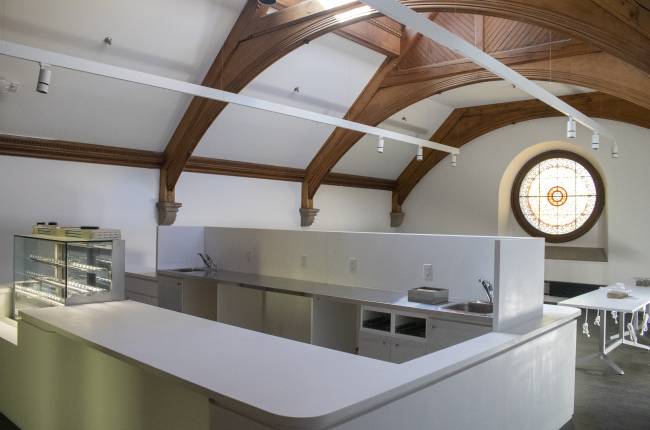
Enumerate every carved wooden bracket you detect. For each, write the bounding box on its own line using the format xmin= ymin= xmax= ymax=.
xmin=157 ymin=201 xmax=183 ymax=226
xmin=299 ymin=207 xmax=320 ymax=227
xmin=390 ymin=211 xmax=405 ymax=228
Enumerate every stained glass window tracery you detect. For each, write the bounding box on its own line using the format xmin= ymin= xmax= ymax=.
xmin=511 ymin=151 xmax=604 ymax=243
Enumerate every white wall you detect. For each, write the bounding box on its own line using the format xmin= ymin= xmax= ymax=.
xmin=0 ymin=156 xmax=158 ymax=281
xmin=399 ymin=118 xmax=650 ymax=285
xmin=0 ymin=156 xmax=392 ymax=281
xmin=174 ymin=173 xmax=393 ymax=232
xmin=197 ymin=227 xmax=543 ymax=306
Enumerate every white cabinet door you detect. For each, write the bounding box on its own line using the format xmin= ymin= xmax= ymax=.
xmin=126 ymin=291 xmax=159 ymax=306
xmin=158 ymin=275 xmax=183 ymax=312
xmin=427 ymin=318 xmax=491 ymax=353
xmin=358 ymin=332 xmax=390 ymax=361
xmin=125 ymin=275 xmax=159 ymax=298
xmin=264 ymin=291 xmax=312 ymax=343
xmin=311 ymin=297 xmax=359 ymax=354
xmin=390 ymin=338 xmax=427 ymax=364
xmin=182 ymin=278 xmax=219 ymax=321
xmin=217 ymin=282 xmax=264 ymax=331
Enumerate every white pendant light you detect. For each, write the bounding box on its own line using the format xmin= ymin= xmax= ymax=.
xmin=377 ymin=135 xmax=384 ymax=153
xmin=416 ymin=145 xmax=423 ymax=161
xmin=566 ymin=116 xmax=576 ymax=139
xmin=37 ymin=63 xmax=51 ymax=94
xmin=591 ymin=132 xmax=600 ymax=150
xmin=611 ymin=141 xmax=619 ymax=159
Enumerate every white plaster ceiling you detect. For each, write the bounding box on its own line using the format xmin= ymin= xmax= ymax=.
xmin=192 ymin=34 xmax=386 ymax=168
xmin=331 ymin=80 xmax=594 ymax=179
xmin=0 ymin=0 xmax=246 ymax=151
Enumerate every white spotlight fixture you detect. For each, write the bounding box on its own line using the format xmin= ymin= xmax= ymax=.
xmin=416 ymin=145 xmax=423 ymax=161
xmin=377 ymin=135 xmax=384 ymax=153
xmin=566 ymin=116 xmax=576 ymax=139
xmin=591 ymin=132 xmax=600 ymax=150
xmin=37 ymin=63 xmax=51 ymax=94
xmin=451 ymin=153 xmax=457 ymax=167
xmin=611 ymin=141 xmax=619 ymax=159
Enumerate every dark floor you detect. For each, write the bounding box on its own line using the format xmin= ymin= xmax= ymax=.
xmin=0 ymin=412 xmax=18 ymax=430
xmin=562 ymin=310 xmax=650 ymax=430
xmin=1 ymin=310 xmax=648 ymax=430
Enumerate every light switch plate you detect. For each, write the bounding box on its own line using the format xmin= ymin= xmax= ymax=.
xmin=301 ymin=255 xmax=307 ymax=268
xmin=423 ymin=264 xmax=433 ymax=282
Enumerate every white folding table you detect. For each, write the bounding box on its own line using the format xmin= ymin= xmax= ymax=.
xmin=560 ymin=286 xmax=650 ymax=375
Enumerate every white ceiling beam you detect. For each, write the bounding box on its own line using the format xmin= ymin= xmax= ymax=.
xmin=0 ymin=40 xmax=459 ymax=155
xmin=362 ymin=0 xmax=615 ymax=141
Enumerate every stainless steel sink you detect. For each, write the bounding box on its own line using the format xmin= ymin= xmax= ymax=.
xmin=443 ymin=301 xmax=493 ymax=314
xmin=172 ymin=267 xmax=206 ymax=273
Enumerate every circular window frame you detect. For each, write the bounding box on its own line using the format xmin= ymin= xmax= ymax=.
xmin=510 ymin=150 xmax=605 ymax=243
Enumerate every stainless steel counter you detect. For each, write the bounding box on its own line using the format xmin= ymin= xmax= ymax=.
xmin=157 ymin=268 xmax=493 ymax=325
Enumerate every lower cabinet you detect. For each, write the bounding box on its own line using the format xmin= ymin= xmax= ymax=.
xmin=358 ymin=306 xmax=492 ymax=363
xmin=264 ymin=291 xmax=312 ymax=343
xmin=217 ymin=282 xmax=264 ymax=332
xmin=358 ymin=331 xmax=427 ymax=364
xmin=126 ymin=274 xmax=160 ymax=307
xmin=157 ymin=275 xmax=219 ymax=321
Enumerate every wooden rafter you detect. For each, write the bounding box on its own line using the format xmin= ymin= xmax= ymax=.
xmin=301 ymin=19 xmax=429 ymax=210
xmin=159 ymin=0 xmax=650 ymax=217
xmin=392 ymin=91 xmax=650 ymax=215
xmin=303 ymin=50 xmax=650 ymax=215
xmin=274 ymin=0 xmax=403 ymax=57
xmin=0 ymin=134 xmax=394 ymax=191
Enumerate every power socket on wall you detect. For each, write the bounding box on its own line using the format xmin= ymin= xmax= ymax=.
xmin=349 ymin=257 xmax=358 ymax=274
xmin=423 ymin=264 xmax=433 ymax=282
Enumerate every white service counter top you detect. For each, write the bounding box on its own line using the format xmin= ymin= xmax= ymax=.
xmin=21 ymin=301 xmax=579 ymax=429
xmin=156 ymin=269 xmax=493 ymax=324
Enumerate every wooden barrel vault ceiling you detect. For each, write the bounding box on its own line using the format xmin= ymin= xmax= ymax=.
xmin=2 ymin=0 xmax=649 ymax=226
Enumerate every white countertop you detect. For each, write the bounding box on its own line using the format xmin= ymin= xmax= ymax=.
xmin=559 ymin=286 xmax=650 ymax=312
xmin=21 ymin=301 xmax=579 ymax=429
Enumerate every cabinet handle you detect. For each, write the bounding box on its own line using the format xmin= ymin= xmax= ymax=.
xmin=394 ymin=343 xmax=399 ymax=348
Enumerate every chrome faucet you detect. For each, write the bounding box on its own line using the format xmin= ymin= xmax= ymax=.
xmin=198 ymin=253 xmax=218 ymax=272
xmin=478 ymin=278 xmax=494 ymax=304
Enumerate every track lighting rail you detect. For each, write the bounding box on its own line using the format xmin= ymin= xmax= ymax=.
xmin=0 ymin=40 xmax=460 ymax=156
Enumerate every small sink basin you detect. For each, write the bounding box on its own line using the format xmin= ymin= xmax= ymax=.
xmin=443 ymin=301 xmax=493 ymax=314
xmin=172 ymin=267 xmax=206 ymax=273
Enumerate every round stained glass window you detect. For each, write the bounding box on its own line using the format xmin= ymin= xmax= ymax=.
xmin=511 ymin=151 xmax=605 ymax=243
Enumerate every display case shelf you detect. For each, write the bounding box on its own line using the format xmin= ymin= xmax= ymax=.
xmin=13 ymin=234 xmax=125 ymax=319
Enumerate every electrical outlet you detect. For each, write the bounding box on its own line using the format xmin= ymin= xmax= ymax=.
xmin=423 ymin=264 xmax=433 ymax=282
xmin=301 ymin=255 xmax=307 ymax=268
xmin=349 ymin=257 xmax=358 ymax=274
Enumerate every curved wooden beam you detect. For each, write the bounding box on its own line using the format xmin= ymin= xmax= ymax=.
xmin=160 ymin=0 xmax=650 ymax=209
xmin=304 ymin=51 xmax=650 ymax=206
xmin=393 ymin=92 xmax=650 ymax=214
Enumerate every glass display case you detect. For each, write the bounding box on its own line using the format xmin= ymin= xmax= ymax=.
xmin=12 ymin=235 xmax=125 ymax=319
